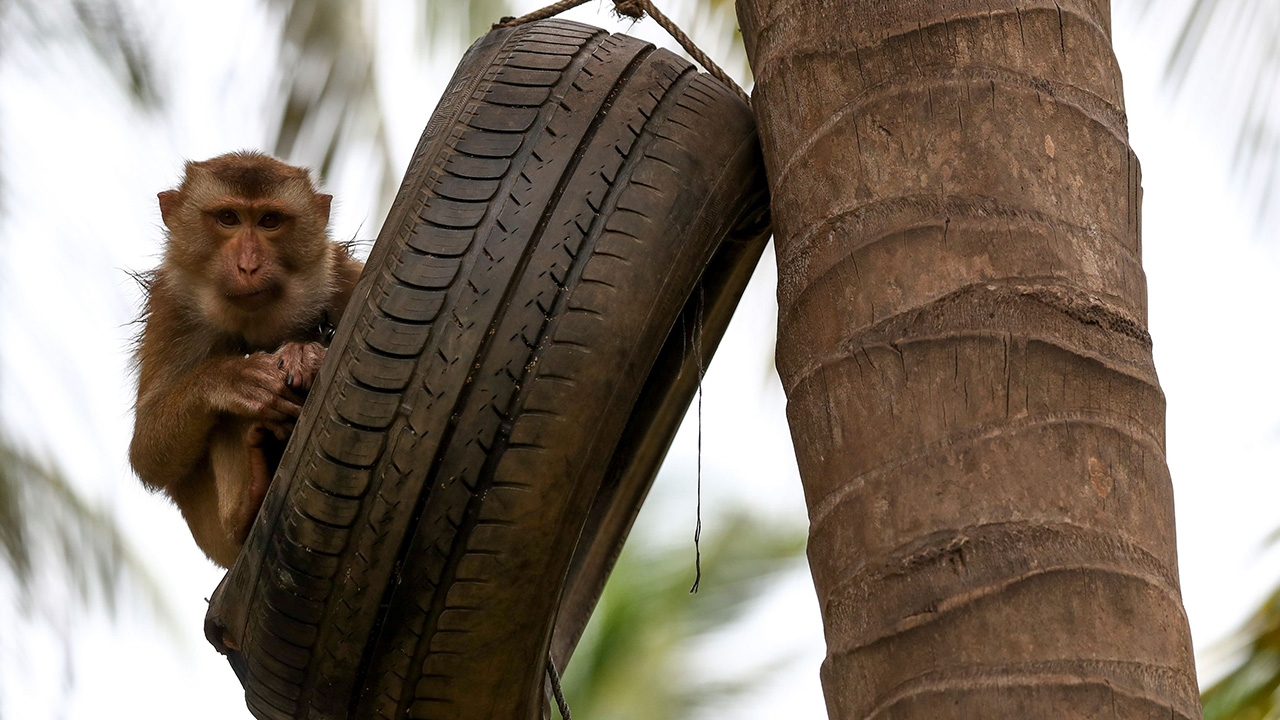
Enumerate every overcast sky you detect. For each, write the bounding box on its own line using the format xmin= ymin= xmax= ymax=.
xmin=0 ymin=2 xmax=1276 ymax=718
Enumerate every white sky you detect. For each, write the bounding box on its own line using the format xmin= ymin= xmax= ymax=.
xmin=0 ymin=1 xmax=1276 ymax=718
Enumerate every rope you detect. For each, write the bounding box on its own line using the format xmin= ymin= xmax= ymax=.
xmin=495 ymin=0 xmax=751 ymax=107
xmin=496 ymin=0 xmax=590 ymax=27
xmin=546 ymin=654 xmax=572 ymax=719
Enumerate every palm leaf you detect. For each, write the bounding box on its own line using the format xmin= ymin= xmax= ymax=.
xmin=558 ymin=509 xmax=805 ymax=719
xmin=68 ymin=0 xmax=162 ymax=108
xmin=1202 ymin=583 xmax=1280 ymax=720
xmin=0 ymin=0 xmax=161 ymax=226
xmin=0 ymin=0 xmax=168 ymax=623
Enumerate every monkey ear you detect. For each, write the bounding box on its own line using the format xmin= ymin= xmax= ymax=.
xmin=316 ymin=193 xmax=332 ymax=225
xmin=157 ymin=190 xmax=180 ymax=229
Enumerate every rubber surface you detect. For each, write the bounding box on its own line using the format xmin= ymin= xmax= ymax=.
xmin=205 ymin=19 xmax=769 ymax=720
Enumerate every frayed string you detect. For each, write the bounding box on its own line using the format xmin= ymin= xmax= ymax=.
xmin=689 ymin=284 xmax=705 ymax=594
xmin=547 ymin=653 xmax=572 ymax=719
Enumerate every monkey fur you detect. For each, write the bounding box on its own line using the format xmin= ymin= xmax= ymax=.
xmin=130 ymin=151 xmax=364 ymax=568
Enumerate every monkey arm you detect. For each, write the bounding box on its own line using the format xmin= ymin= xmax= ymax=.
xmin=129 ymin=360 xmax=224 ymax=493
xmin=129 ymin=352 xmax=300 ymax=494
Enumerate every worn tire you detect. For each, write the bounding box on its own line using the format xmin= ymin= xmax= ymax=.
xmin=205 ymin=18 xmax=769 ymax=720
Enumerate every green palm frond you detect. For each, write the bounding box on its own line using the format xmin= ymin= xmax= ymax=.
xmin=558 ymin=509 xmax=806 ymax=719
xmin=1203 ymin=582 xmax=1280 ymax=720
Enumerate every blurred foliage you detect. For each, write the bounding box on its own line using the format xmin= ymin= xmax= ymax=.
xmin=0 ymin=6 xmax=169 ymax=717
xmin=422 ymin=0 xmax=512 ymax=49
xmin=0 ymin=428 xmax=167 ymax=620
xmin=556 ymin=510 xmax=805 ymax=719
xmin=1138 ymin=2 xmax=1280 ymax=716
xmin=0 ymin=0 xmax=162 ymax=217
xmin=1136 ymin=0 xmax=1280 ymax=229
xmin=1 ymin=0 xmax=162 ymax=108
xmin=263 ymin=0 xmax=512 ymax=217
xmin=0 ymin=0 xmax=164 ymax=611
xmin=679 ymin=0 xmax=750 ymax=85
xmin=265 ymin=0 xmax=394 ymax=208
xmin=1202 ymin=565 xmax=1280 ymax=720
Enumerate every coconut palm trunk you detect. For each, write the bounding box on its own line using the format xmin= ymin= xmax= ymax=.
xmin=735 ymin=1 xmax=1201 ymax=717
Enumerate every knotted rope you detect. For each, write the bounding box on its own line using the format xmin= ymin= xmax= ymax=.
xmin=495 ymin=0 xmax=751 ymax=107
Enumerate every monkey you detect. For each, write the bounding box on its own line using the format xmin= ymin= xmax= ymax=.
xmin=129 ymin=151 xmax=364 ymax=568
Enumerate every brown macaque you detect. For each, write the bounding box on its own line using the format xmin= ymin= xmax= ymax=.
xmin=130 ymin=151 xmax=364 ymax=568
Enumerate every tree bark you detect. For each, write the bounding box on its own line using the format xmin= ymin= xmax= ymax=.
xmin=735 ymin=1 xmax=1202 ymax=717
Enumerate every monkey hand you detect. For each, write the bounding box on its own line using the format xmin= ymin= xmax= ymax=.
xmin=207 ymin=352 xmax=305 ymax=423
xmin=273 ymin=341 xmax=326 ymax=395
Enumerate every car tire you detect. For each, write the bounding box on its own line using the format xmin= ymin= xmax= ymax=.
xmin=205 ymin=18 xmax=770 ymax=720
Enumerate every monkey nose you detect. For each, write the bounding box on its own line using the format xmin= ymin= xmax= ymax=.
xmin=236 ymin=254 xmax=262 ymax=276
xmin=235 ymin=241 xmax=264 ymax=276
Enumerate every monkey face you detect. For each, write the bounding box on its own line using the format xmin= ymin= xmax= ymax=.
xmin=205 ymin=205 xmax=289 ymax=306
xmin=156 ymin=151 xmax=337 ymax=344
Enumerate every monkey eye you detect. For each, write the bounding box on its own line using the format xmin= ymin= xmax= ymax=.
xmin=215 ymin=210 xmax=240 ymax=227
xmin=257 ymin=212 xmax=283 ymax=230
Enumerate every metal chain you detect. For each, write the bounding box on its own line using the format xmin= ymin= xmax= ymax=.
xmin=495 ymin=0 xmax=751 ymax=107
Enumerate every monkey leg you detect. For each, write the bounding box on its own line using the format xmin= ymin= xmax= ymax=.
xmin=241 ymin=421 xmax=290 ymax=533
xmin=204 ymin=420 xmax=291 ymax=567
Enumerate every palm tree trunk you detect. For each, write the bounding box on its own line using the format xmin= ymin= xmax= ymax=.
xmin=735 ymin=1 xmax=1201 ymax=717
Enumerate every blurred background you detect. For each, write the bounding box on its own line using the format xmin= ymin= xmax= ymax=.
xmin=0 ymin=0 xmax=1277 ymax=718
